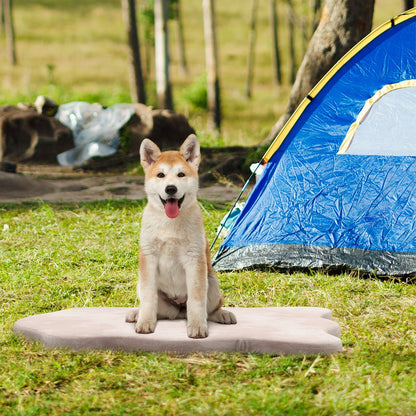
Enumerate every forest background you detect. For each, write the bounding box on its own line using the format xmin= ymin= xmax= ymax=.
xmin=0 ymin=0 xmax=403 ymax=150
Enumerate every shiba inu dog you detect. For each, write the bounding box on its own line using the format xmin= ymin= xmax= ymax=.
xmin=126 ymin=134 xmax=236 ymax=338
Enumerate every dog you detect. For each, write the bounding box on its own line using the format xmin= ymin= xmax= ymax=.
xmin=126 ymin=134 xmax=236 ymax=338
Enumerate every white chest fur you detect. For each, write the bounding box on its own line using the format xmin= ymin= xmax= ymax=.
xmin=139 ymin=203 xmax=206 ymax=298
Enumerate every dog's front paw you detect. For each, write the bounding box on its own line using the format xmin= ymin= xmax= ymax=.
xmin=208 ymin=308 xmax=237 ymax=324
xmin=125 ymin=308 xmax=139 ymax=323
xmin=135 ymin=319 xmax=156 ymax=334
xmin=187 ymin=322 xmax=208 ymax=339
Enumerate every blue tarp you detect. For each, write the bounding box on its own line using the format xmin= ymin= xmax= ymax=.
xmin=213 ymin=11 xmax=416 ymax=275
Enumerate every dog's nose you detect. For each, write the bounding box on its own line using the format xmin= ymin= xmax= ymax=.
xmin=165 ymin=185 xmax=177 ymax=196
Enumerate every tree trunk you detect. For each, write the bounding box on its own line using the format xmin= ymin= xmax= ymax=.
xmin=202 ymin=0 xmax=221 ymax=131
xmin=121 ymin=0 xmax=146 ymax=104
xmin=246 ymin=0 xmax=259 ymax=98
xmin=264 ymin=0 xmax=375 ymax=144
xmin=140 ymin=2 xmax=154 ymax=79
xmin=269 ymin=0 xmax=281 ymax=85
xmin=173 ymin=0 xmax=188 ymax=74
xmin=154 ymin=0 xmax=173 ymax=110
xmin=4 ymin=0 xmax=16 ymax=65
xmin=300 ymin=0 xmax=308 ymax=55
xmin=312 ymin=0 xmax=322 ymax=32
xmin=287 ymin=0 xmax=296 ymax=84
xmin=1 ymin=0 xmax=5 ymax=32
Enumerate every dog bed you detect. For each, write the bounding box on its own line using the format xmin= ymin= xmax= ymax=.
xmin=13 ymin=307 xmax=342 ymax=355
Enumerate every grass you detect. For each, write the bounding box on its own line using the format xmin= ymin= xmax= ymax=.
xmin=1 ymin=200 xmax=416 ymax=415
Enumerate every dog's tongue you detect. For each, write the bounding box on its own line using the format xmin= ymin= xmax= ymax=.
xmin=165 ymin=198 xmax=180 ymax=218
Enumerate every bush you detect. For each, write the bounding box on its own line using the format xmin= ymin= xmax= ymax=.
xmin=181 ymin=73 xmax=208 ymax=110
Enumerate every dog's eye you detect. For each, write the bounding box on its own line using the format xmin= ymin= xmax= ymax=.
xmin=157 ymin=172 xmax=165 ymax=178
xmin=177 ymin=172 xmax=185 ymax=178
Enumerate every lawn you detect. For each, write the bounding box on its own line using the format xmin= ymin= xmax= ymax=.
xmin=1 ymin=200 xmax=416 ymax=415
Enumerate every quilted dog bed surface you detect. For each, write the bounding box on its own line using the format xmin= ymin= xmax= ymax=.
xmin=13 ymin=307 xmax=342 ymax=355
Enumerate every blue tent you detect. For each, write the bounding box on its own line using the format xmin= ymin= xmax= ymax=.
xmin=213 ymin=9 xmax=416 ymax=276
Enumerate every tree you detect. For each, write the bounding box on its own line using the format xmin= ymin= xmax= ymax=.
xmin=121 ymin=0 xmax=146 ymax=104
xmin=264 ymin=0 xmax=375 ymax=144
xmin=172 ymin=0 xmax=188 ymax=74
xmin=403 ymin=0 xmax=414 ymax=10
xmin=311 ymin=0 xmax=322 ymax=32
xmin=269 ymin=0 xmax=281 ymax=85
xmin=202 ymin=0 xmax=221 ymax=131
xmin=4 ymin=0 xmax=16 ymax=65
xmin=286 ymin=0 xmax=296 ymax=84
xmin=154 ymin=0 xmax=173 ymax=110
xmin=246 ymin=0 xmax=259 ymax=98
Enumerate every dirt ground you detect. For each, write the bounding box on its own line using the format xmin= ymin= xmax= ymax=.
xmin=0 ymin=165 xmax=243 ymax=204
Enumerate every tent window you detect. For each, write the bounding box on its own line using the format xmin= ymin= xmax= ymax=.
xmin=338 ymin=81 xmax=416 ymax=156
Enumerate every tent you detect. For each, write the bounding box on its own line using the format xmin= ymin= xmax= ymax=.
xmin=213 ymin=9 xmax=416 ymax=276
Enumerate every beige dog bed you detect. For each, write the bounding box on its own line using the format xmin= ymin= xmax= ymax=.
xmin=13 ymin=307 xmax=342 ymax=355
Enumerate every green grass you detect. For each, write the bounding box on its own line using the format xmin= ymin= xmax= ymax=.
xmin=1 ymin=200 xmax=416 ymax=415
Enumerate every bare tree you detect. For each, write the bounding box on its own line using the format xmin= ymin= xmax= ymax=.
xmin=246 ymin=0 xmax=259 ymax=98
xmin=264 ymin=0 xmax=375 ymax=144
xmin=202 ymin=0 xmax=221 ymax=130
xmin=139 ymin=1 xmax=155 ymax=79
xmin=122 ymin=0 xmax=146 ymax=104
xmin=172 ymin=0 xmax=188 ymax=74
xmin=269 ymin=0 xmax=281 ymax=85
xmin=154 ymin=0 xmax=173 ymax=109
xmin=1 ymin=0 xmax=5 ymax=32
xmin=311 ymin=0 xmax=322 ymax=32
xmin=286 ymin=0 xmax=296 ymax=84
xmin=4 ymin=0 xmax=16 ymax=65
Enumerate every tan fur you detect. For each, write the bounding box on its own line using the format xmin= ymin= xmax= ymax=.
xmin=126 ymin=134 xmax=236 ymax=338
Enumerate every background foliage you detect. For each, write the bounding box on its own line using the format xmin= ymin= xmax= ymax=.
xmin=0 ymin=0 xmax=401 ymax=146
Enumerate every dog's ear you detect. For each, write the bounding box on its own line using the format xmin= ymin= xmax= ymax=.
xmin=140 ymin=139 xmax=161 ymax=172
xmin=180 ymin=134 xmax=201 ymax=170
